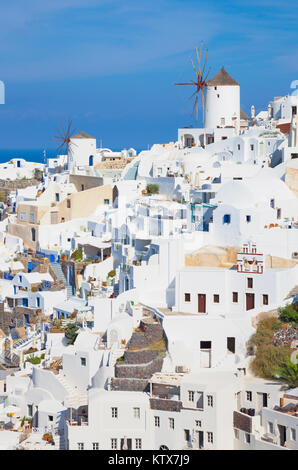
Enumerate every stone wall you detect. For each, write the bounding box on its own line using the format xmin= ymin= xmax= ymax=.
xmin=115 ymin=357 xmax=164 ymax=379
xmin=150 ymin=398 xmax=182 ymax=412
xmin=233 ymin=411 xmax=252 ymax=433
xmin=111 ymin=378 xmax=149 ymax=392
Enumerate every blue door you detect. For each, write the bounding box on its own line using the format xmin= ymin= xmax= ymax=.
xmin=50 ymin=254 xmax=55 ymax=263
xmin=89 ymin=155 xmax=93 ymax=166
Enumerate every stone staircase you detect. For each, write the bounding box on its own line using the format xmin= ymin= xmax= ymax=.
xmin=56 ymin=373 xmax=87 ymax=409
xmin=51 ymin=262 xmax=73 ymax=299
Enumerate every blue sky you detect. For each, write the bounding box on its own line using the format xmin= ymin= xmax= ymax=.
xmin=0 ymin=0 xmax=297 ymax=151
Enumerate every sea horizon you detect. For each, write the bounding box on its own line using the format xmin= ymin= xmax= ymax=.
xmin=0 ymin=147 xmax=144 ymax=165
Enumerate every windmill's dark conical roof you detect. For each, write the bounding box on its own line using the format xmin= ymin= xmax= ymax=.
xmin=72 ymin=131 xmax=95 ymax=139
xmin=207 ymin=66 xmax=239 ymax=86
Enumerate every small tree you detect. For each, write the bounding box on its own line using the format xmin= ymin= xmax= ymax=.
xmin=146 ymin=184 xmax=159 ymax=195
xmin=65 ymin=323 xmax=79 ymax=345
xmin=71 ymin=249 xmax=83 ymax=261
xmin=275 ymin=357 xmax=298 ymax=388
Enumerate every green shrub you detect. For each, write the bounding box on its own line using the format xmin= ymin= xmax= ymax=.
xmin=65 ymin=322 xmax=79 ymax=345
xmin=71 ymin=249 xmax=83 ymax=261
xmin=146 ymin=184 xmax=159 ymax=195
xmin=278 ymin=304 xmax=298 ymax=324
xmin=25 ymin=355 xmax=41 ymax=365
xmin=275 ymin=357 xmax=298 ymax=388
xmin=250 ymin=344 xmax=291 ymax=379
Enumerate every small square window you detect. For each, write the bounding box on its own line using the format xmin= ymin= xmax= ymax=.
xmin=111 ymin=438 xmax=117 ymax=449
xmin=188 ymin=391 xmax=195 ymax=402
xmin=246 ymin=391 xmax=252 ymax=401
xmin=92 ymin=442 xmax=99 ymax=450
xmin=184 ymin=293 xmax=191 ymax=302
xmin=169 ymin=418 xmax=175 ymax=429
xmin=195 ymin=420 xmax=201 ymax=427
xmin=246 ymin=215 xmax=251 ymax=223
xmin=250 ymin=145 xmax=254 ymax=151
xmin=154 ymin=416 xmax=160 ymax=427
xmin=104 ymin=199 xmax=110 ymax=205
xmin=207 ymin=432 xmax=213 ymax=443
xmin=223 ymin=214 xmax=231 ymax=224
xmin=81 ymin=357 xmax=86 ymax=367
xmin=48 ymin=415 xmax=53 ymax=422
xmin=111 ymin=407 xmax=118 ymax=418
xmin=135 ymin=438 xmax=142 ymax=450
xmin=77 ymin=442 xmax=84 ymax=450
xmin=207 ymin=395 xmax=213 ymax=407
xmin=213 ymin=294 xmax=220 ymax=303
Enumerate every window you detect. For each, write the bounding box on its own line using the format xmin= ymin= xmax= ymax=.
xmin=169 ymin=418 xmax=175 ymax=429
xmin=220 ymin=117 xmax=225 ymax=126
xmin=188 ymin=391 xmax=195 ymax=402
xmin=81 ymin=357 xmax=86 ymax=366
xmin=277 ymin=208 xmax=281 ymax=219
xmin=81 ymin=185 xmax=85 ymax=191
xmin=111 ymin=407 xmax=118 ymax=418
xmin=237 ymin=144 xmax=241 ymax=150
xmin=268 ymin=422 xmax=274 ymax=434
xmin=234 ymin=429 xmax=239 ymax=439
xmin=250 ymin=145 xmax=254 ymax=151
xmin=154 ymin=416 xmax=160 ymax=427
xmin=184 ymin=429 xmax=190 ymax=442
xmin=27 ymin=404 xmax=33 ymax=417
xmin=19 ymin=275 xmax=22 ymax=283
xmin=184 ymin=293 xmax=191 ymax=302
xmin=245 ymin=433 xmax=251 ymax=444
xmin=246 ymin=391 xmax=252 ymax=401
xmin=135 ymin=439 xmax=142 ymax=450
xmin=223 ymin=214 xmax=231 ymax=224
xmin=207 ymin=432 xmax=213 ymax=443
xmin=195 ymin=420 xmax=201 ymax=427
xmin=247 ymin=278 xmax=253 ymax=289
xmin=232 ymin=292 xmax=238 ymax=303
xmin=111 ymin=439 xmax=117 ymax=450
xmin=133 ymin=407 xmax=140 ymax=419
xmin=92 ymin=442 xmax=99 ymax=450
xmin=31 ymin=228 xmax=36 ymax=242
xmin=30 ymin=213 xmax=35 ymax=223
xmin=77 ymin=442 xmax=84 ymax=450
xmin=55 ymin=193 xmax=60 ymax=202
xmin=48 ymin=415 xmax=53 ymax=422
xmin=104 ymin=199 xmax=110 ymax=205
xmin=263 ymin=294 xmax=268 ymax=305
xmin=207 ymin=395 xmax=213 ymax=407
xmin=213 ymin=294 xmax=219 ymax=303
xmin=67 ymin=199 xmax=71 ymax=208
xmin=291 ymin=428 xmax=296 ymax=441
xmin=20 ymin=212 xmax=26 ymax=221
xmin=246 ymin=215 xmax=251 ymax=223
xmin=270 ymin=199 xmax=275 ymax=208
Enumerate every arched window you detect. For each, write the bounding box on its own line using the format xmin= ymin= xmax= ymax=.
xmin=89 ymin=155 xmax=94 ymax=166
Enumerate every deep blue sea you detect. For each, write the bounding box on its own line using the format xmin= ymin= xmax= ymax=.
xmin=0 ymin=148 xmax=144 ymax=164
xmin=0 ymin=149 xmax=57 ymax=164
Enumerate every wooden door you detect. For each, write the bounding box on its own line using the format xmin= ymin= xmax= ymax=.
xmin=246 ymin=293 xmax=255 ymax=311
xmin=198 ymin=294 xmax=206 ymax=313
